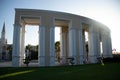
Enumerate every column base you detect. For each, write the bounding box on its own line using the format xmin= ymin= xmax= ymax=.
xmin=61 ymin=56 xmax=67 ymax=64
xmin=108 ymin=54 xmax=113 ymax=58
xmin=79 ymin=55 xmax=84 ymax=64
xmin=67 ymin=56 xmax=76 ymax=65
xmin=50 ymin=56 xmax=55 ymax=66
xmin=38 ymin=56 xmax=45 ymax=67
xmin=21 ymin=55 xmax=25 ymax=65
xmin=88 ymin=55 xmax=97 ymax=63
xmin=12 ymin=56 xmax=21 ymax=67
xmin=103 ymin=55 xmax=113 ymax=58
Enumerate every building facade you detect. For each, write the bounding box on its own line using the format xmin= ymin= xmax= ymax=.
xmin=12 ymin=9 xmax=112 ymax=67
xmin=0 ymin=23 xmax=8 ymax=60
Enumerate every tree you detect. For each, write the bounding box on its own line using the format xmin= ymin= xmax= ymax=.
xmin=7 ymin=44 xmax=12 ymax=51
xmin=26 ymin=44 xmax=32 ymax=51
xmin=55 ymin=41 xmax=60 ymax=62
xmin=25 ymin=44 xmax=38 ymax=60
xmin=55 ymin=41 xmax=60 ymax=52
xmin=7 ymin=44 xmax=12 ymax=60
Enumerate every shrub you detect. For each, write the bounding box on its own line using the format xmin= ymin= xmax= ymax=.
xmin=103 ymin=57 xmax=120 ymax=63
xmin=30 ymin=50 xmax=38 ymax=60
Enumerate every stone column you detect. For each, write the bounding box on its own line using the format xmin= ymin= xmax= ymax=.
xmin=20 ymin=23 xmax=25 ymax=64
xmin=78 ymin=27 xmax=84 ymax=64
xmin=82 ymin=30 xmax=87 ymax=63
xmin=12 ymin=24 xmax=21 ymax=67
xmin=69 ymin=28 xmax=76 ymax=64
xmin=38 ymin=25 xmax=45 ymax=66
xmin=96 ymin=31 xmax=101 ymax=58
xmin=40 ymin=17 xmax=55 ymax=66
xmin=107 ymin=32 xmax=112 ymax=57
xmin=60 ymin=28 xmax=62 ymax=58
xmin=60 ymin=27 xmax=68 ymax=64
xmin=50 ymin=26 xmax=55 ymax=66
xmin=88 ymin=26 xmax=97 ymax=63
xmin=103 ymin=31 xmax=113 ymax=58
xmin=101 ymin=31 xmax=108 ymax=58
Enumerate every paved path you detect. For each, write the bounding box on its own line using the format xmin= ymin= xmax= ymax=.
xmin=0 ymin=61 xmax=12 ymax=67
xmin=0 ymin=60 xmax=61 ymax=67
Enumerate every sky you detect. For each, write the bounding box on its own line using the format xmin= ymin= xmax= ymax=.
xmin=0 ymin=0 xmax=120 ymax=51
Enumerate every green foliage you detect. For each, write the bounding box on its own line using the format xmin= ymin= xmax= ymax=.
xmin=26 ymin=44 xmax=32 ymax=51
xmin=0 ymin=63 xmax=120 ymax=80
xmin=55 ymin=41 xmax=60 ymax=52
xmin=7 ymin=44 xmax=12 ymax=51
xmin=30 ymin=50 xmax=38 ymax=60
xmin=113 ymin=54 xmax=120 ymax=58
xmin=25 ymin=45 xmax=38 ymax=60
xmin=23 ymin=56 xmax=30 ymax=67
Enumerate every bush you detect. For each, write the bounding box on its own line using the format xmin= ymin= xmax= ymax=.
xmin=113 ymin=54 xmax=120 ymax=58
xmin=103 ymin=57 xmax=120 ymax=63
xmin=30 ymin=50 xmax=38 ymax=60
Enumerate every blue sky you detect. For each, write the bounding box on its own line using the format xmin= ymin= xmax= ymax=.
xmin=0 ymin=0 xmax=120 ymax=51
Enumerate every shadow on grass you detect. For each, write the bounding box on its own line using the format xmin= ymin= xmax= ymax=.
xmin=0 ymin=63 xmax=120 ymax=80
xmin=0 ymin=70 xmax=35 ymax=79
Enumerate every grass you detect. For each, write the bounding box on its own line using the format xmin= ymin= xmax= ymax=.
xmin=0 ymin=63 xmax=120 ymax=80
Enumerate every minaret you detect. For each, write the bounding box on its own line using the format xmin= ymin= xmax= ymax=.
xmin=0 ymin=22 xmax=7 ymax=60
xmin=1 ymin=22 xmax=6 ymax=43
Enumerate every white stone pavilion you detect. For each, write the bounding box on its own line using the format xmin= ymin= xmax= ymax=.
xmin=12 ymin=9 xmax=112 ymax=67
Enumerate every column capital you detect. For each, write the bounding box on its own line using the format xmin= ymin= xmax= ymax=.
xmin=39 ymin=25 xmax=55 ymax=29
xmin=89 ymin=27 xmax=95 ymax=34
xmin=39 ymin=25 xmax=45 ymax=27
xmin=69 ymin=27 xmax=75 ymax=30
xmin=13 ymin=24 xmax=22 ymax=27
xmin=89 ymin=23 xmax=100 ymax=33
xmin=101 ymin=30 xmax=110 ymax=36
xmin=61 ymin=27 xmax=68 ymax=33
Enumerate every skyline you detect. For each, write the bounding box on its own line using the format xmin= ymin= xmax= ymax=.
xmin=0 ymin=0 xmax=120 ymax=51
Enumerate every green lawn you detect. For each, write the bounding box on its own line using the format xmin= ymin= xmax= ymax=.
xmin=0 ymin=63 xmax=120 ymax=80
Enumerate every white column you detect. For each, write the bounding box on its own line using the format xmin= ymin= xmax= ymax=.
xmin=60 ymin=28 xmax=64 ymax=63
xmin=50 ymin=27 xmax=55 ymax=66
xmin=101 ymin=31 xmax=108 ymax=58
xmin=60 ymin=27 xmax=67 ymax=64
xmin=78 ymin=28 xmax=84 ymax=64
xmin=12 ymin=24 xmax=21 ymax=67
xmin=107 ymin=33 xmax=112 ymax=57
xmin=38 ymin=25 xmax=45 ymax=66
xmin=82 ymin=30 xmax=87 ymax=63
xmin=88 ymin=26 xmax=97 ymax=63
xmin=20 ymin=24 xmax=25 ymax=64
xmin=69 ymin=28 xmax=76 ymax=64
xmin=96 ymin=32 xmax=101 ymax=58
xmin=105 ymin=32 xmax=112 ymax=57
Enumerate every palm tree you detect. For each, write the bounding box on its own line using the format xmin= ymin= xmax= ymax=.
xmin=55 ymin=41 xmax=60 ymax=62
xmin=7 ymin=44 xmax=12 ymax=51
xmin=7 ymin=44 xmax=12 ymax=60
xmin=55 ymin=41 xmax=60 ymax=52
xmin=26 ymin=44 xmax=32 ymax=51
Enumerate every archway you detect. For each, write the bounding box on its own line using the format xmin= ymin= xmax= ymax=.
xmin=25 ymin=25 xmax=39 ymax=65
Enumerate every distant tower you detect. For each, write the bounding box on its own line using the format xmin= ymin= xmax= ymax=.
xmin=0 ymin=22 xmax=7 ymax=60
